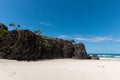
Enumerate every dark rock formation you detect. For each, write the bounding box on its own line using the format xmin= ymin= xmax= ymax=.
xmin=0 ymin=30 xmax=75 ymax=60
xmin=63 ymin=41 xmax=75 ymax=58
xmin=91 ymin=54 xmax=99 ymax=60
xmin=0 ymin=30 xmax=41 ymax=60
xmin=0 ymin=24 xmax=91 ymax=61
xmin=73 ymin=43 xmax=91 ymax=59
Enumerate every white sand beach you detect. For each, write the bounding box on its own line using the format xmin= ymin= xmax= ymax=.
xmin=0 ymin=59 xmax=120 ymax=80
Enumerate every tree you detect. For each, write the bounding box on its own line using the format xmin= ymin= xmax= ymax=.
xmin=34 ymin=28 xmax=45 ymax=35
xmin=9 ymin=23 xmax=21 ymax=30
xmin=70 ymin=39 xmax=75 ymax=43
xmin=34 ymin=29 xmax=42 ymax=35
xmin=9 ymin=23 xmax=15 ymax=27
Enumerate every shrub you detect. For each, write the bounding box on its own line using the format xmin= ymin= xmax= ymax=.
xmin=0 ymin=28 xmax=8 ymax=37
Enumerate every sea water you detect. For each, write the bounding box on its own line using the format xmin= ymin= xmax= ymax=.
xmin=89 ymin=54 xmax=120 ymax=60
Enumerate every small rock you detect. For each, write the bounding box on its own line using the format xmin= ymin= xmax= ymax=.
xmin=91 ymin=54 xmax=99 ymax=60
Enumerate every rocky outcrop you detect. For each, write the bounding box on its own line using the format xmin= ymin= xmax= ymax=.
xmin=0 ymin=24 xmax=92 ymax=61
xmin=0 ymin=30 xmax=41 ymax=60
xmin=91 ymin=54 xmax=99 ymax=60
xmin=73 ymin=43 xmax=91 ymax=59
xmin=0 ymin=30 xmax=75 ymax=60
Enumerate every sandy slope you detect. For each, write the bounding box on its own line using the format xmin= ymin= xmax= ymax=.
xmin=0 ymin=59 xmax=120 ymax=80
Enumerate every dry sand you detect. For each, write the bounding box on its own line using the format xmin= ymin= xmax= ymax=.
xmin=0 ymin=59 xmax=120 ymax=80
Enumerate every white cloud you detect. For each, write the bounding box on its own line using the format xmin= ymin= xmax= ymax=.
xmin=57 ymin=35 xmax=120 ymax=42
xmin=56 ymin=34 xmax=120 ymax=42
xmin=57 ymin=35 xmax=70 ymax=38
xmin=40 ymin=22 xmax=54 ymax=27
xmin=74 ymin=36 xmax=112 ymax=42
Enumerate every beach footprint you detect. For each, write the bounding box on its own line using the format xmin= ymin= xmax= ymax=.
xmin=97 ymin=65 xmax=104 ymax=68
xmin=0 ymin=62 xmax=26 ymax=80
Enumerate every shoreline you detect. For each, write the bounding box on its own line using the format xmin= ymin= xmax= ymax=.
xmin=0 ymin=59 xmax=120 ymax=80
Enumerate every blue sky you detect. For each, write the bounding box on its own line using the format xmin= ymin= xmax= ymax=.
xmin=0 ymin=0 xmax=120 ymax=53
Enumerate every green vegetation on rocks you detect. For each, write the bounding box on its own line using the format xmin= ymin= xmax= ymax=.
xmin=0 ymin=28 xmax=8 ymax=37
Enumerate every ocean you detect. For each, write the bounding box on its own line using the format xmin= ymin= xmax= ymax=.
xmin=89 ymin=54 xmax=120 ymax=60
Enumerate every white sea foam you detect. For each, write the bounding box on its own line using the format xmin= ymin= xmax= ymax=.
xmin=90 ymin=54 xmax=120 ymax=60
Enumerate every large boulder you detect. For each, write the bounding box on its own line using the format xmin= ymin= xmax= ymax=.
xmin=73 ymin=43 xmax=91 ymax=59
xmin=91 ymin=54 xmax=99 ymax=60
